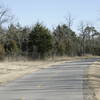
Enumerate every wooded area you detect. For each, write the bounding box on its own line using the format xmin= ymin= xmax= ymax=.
xmin=0 ymin=6 xmax=100 ymax=60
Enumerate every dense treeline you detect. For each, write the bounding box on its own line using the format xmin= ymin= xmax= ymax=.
xmin=0 ymin=6 xmax=100 ymax=60
xmin=0 ymin=22 xmax=100 ymax=60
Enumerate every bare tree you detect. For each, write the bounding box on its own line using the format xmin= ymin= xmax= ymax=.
xmin=65 ymin=13 xmax=74 ymax=28
xmin=78 ymin=21 xmax=86 ymax=56
xmin=0 ymin=5 xmax=13 ymax=26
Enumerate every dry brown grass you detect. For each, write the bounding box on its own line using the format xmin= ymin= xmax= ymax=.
xmin=88 ymin=61 xmax=100 ymax=100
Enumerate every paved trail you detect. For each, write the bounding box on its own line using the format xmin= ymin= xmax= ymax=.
xmin=0 ymin=58 xmax=99 ymax=100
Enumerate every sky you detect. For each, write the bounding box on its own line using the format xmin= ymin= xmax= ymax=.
xmin=0 ymin=0 xmax=100 ymax=31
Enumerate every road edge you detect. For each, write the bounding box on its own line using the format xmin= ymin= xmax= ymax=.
xmin=86 ymin=60 xmax=100 ymax=100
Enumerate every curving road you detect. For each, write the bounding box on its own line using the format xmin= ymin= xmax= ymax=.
xmin=0 ymin=58 xmax=99 ymax=100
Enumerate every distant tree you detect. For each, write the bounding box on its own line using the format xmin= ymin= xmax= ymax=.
xmin=53 ymin=24 xmax=76 ymax=56
xmin=53 ymin=25 xmax=66 ymax=56
xmin=78 ymin=22 xmax=100 ymax=55
xmin=4 ymin=40 xmax=19 ymax=56
xmin=29 ymin=23 xmax=53 ymax=59
xmin=78 ymin=22 xmax=86 ymax=56
xmin=7 ymin=24 xmax=17 ymax=39
xmin=0 ymin=43 xmax=5 ymax=60
xmin=21 ymin=27 xmax=30 ymax=56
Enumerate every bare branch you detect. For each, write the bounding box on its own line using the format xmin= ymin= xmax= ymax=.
xmin=65 ymin=13 xmax=74 ymax=28
xmin=0 ymin=5 xmax=13 ymax=26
